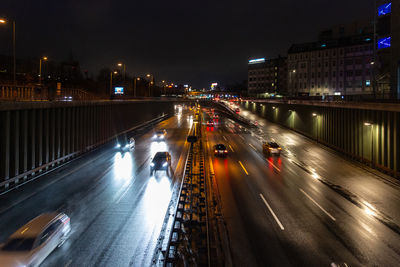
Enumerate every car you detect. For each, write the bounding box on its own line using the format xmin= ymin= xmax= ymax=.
xmin=153 ymin=129 xmax=167 ymax=140
xmin=262 ymin=142 xmax=282 ymax=156
xmin=214 ymin=144 xmax=228 ymax=157
xmin=207 ymin=120 xmax=214 ymax=127
xmin=150 ymin=152 xmax=172 ymax=175
xmin=117 ymin=137 xmax=135 ymax=151
xmin=0 ymin=213 xmax=71 ymax=267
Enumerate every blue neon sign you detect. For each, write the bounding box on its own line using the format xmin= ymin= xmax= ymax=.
xmin=378 ymin=36 xmax=391 ymax=49
xmin=378 ymin=2 xmax=391 ymax=16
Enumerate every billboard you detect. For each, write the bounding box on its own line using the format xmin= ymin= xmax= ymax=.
xmin=114 ymin=87 xmax=124 ymax=94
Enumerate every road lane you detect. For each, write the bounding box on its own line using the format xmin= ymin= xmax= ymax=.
xmin=0 ymin=111 xmax=193 ymax=267
xmin=204 ymin=108 xmax=400 ymax=266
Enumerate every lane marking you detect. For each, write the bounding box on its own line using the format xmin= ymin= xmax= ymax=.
xmin=299 ymin=188 xmax=336 ymax=221
xmin=222 ymin=135 xmax=228 ymax=141
xmin=64 ymin=259 xmax=73 ymax=267
xmin=229 ymin=145 xmax=235 ymax=152
xmin=259 ymin=193 xmax=285 ymax=230
xmin=266 ymin=160 xmax=281 ymax=172
xmin=238 ymin=161 xmax=249 ymax=175
xmin=249 ymin=143 xmax=257 ymax=151
xmin=239 ymin=135 xmax=245 ymax=140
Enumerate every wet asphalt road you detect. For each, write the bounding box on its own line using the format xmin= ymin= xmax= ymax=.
xmin=204 ymin=106 xmax=400 ymax=267
xmin=0 ymin=111 xmax=192 ymax=267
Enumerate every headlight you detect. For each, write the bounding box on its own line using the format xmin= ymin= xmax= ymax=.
xmin=160 ymin=135 xmax=164 ymax=139
xmin=125 ymin=144 xmax=130 ymax=147
xmin=150 ymin=162 xmax=155 ymax=167
xmin=163 ymin=162 xmax=168 ymax=167
xmin=116 ymin=144 xmax=121 ymax=148
xmin=153 ymin=134 xmax=157 ymax=138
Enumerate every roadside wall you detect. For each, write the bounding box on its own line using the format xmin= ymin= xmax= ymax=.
xmin=239 ymin=100 xmax=400 ymax=178
xmin=0 ymin=100 xmax=179 ymax=191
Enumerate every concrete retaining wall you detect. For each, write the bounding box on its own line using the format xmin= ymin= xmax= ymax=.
xmin=240 ymin=100 xmax=400 ymax=178
xmin=0 ymin=100 xmax=180 ymax=191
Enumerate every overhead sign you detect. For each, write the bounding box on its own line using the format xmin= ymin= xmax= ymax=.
xmin=114 ymin=87 xmax=124 ymax=94
xmin=248 ymin=58 xmax=265 ymax=64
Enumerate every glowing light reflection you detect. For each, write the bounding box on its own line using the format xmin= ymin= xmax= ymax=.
xmin=113 ymin=152 xmax=133 ymax=181
xmin=151 ymin=141 xmax=167 ymax=155
xmin=143 ymin=176 xmax=172 ymax=223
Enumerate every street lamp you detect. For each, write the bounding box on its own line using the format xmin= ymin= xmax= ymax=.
xmin=110 ymin=70 xmax=118 ymax=96
xmin=146 ymin=74 xmax=154 ymax=97
xmin=0 ymin=18 xmax=16 ymax=91
xmin=39 ymin=56 xmax=48 ymax=85
xmin=133 ymin=77 xmax=140 ymax=97
xmin=117 ymin=62 xmax=126 ymax=82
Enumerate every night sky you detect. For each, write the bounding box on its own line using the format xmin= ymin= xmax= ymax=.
xmin=1 ymin=0 xmax=373 ymax=89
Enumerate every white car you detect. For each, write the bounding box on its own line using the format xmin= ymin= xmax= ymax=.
xmin=0 ymin=213 xmax=71 ymax=267
xmin=153 ymin=129 xmax=167 ymax=140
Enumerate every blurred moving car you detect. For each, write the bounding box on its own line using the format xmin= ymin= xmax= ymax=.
xmin=262 ymin=142 xmax=282 ymax=156
xmin=117 ymin=137 xmax=135 ymax=151
xmin=207 ymin=120 xmax=214 ymax=127
xmin=214 ymin=144 xmax=228 ymax=157
xmin=150 ymin=152 xmax=172 ymax=175
xmin=153 ymin=129 xmax=167 ymax=140
xmin=0 ymin=213 xmax=71 ymax=267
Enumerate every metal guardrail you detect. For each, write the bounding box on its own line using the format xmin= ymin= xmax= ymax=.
xmin=163 ymin=110 xmax=209 ymax=266
xmin=0 ymin=113 xmax=170 ymax=194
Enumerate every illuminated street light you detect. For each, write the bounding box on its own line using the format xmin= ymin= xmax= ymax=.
xmin=39 ymin=56 xmax=48 ymax=86
xmin=312 ymin=113 xmax=317 ymax=117
xmin=292 ymin=69 xmax=296 ymax=73
xmin=364 ymin=122 xmax=372 ymax=126
xmin=0 ymin=18 xmax=16 ymax=91
xmin=117 ymin=62 xmax=126 ymax=81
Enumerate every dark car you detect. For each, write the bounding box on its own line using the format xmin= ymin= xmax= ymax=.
xmin=262 ymin=142 xmax=282 ymax=156
xmin=207 ymin=120 xmax=214 ymax=127
xmin=150 ymin=152 xmax=172 ymax=175
xmin=214 ymin=144 xmax=228 ymax=157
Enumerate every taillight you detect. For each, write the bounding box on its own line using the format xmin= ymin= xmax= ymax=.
xmin=214 ymin=150 xmax=218 ymax=153
xmin=62 ymin=216 xmax=70 ymax=225
xmin=224 ymin=150 xmax=228 ymax=153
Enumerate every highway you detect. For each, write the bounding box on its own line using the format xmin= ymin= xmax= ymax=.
xmin=204 ymin=106 xmax=400 ymax=267
xmin=2 ymin=104 xmax=400 ymax=267
xmin=0 ymin=110 xmax=192 ymax=267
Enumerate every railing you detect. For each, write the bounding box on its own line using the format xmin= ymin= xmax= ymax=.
xmin=0 ymin=84 xmax=101 ymax=101
xmin=163 ymin=111 xmax=210 ymax=266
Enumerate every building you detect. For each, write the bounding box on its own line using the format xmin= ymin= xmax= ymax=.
xmin=376 ymin=1 xmax=399 ymax=99
xmin=247 ymin=56 xmax=287 ymax=98
xmin=288 ymin=22 xmax=376 ymax=98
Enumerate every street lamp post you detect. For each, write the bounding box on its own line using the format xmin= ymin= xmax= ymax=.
xmin=146 ymin=74 xmax=154 ymax=97
xmin=110 ymin=70 xmax=118 ymax=96
xmin=117 ymin=63 xmax=126 ymax=82
xmin=39 ymin=56 xmax=48 ymax=86
xmin=134 ymin=77 xmax=140 ymax=97
xmin=0 ymin=19 xmax=16 ymax=90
